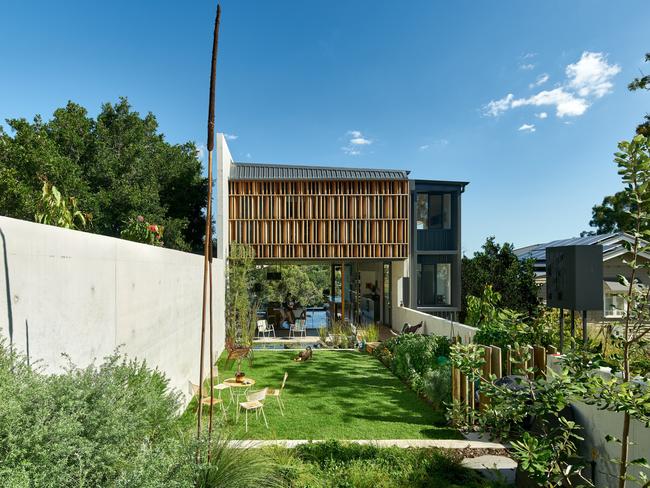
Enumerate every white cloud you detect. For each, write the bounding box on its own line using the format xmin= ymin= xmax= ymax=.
xmin=342 ymin=130 xmax=372 ymax=156
xmin=523 ymin=52 xmax=537 ymax=59
xmin=518 ymin=123 xmax=536 ymax=133
xmin=419 ymin=144 xmax=430 ymax=151
xmin=484 ymin=93 xmax=514 ymax=117
xmin=520 ymin=63 xmax=536 ymax=71
xmin=347 ymin=130 xmax=372 ymax=145
xmin=535 ymin=112 xmax=548 ymax=119
xmin=483 ymin=51 xmax=618 ymax=119
xmin=225 ymin=133 xmax=238 ymax=140
xmin=342 ymin=146 xmax=361 ymax=156
xmin=195 ymin=144 xmax=206 ymax=160
xmin=565 ymin=51 xmax=621 ymax=98
xmin=511 ymin=88 xmax=589 ymax=117
xmin=529 ymin=73 xmax=549 ymax=88
xmin=245 ymin=152 xmax=252 ymax=159
xmin=350 ymin=137 xmax=371 ymax=145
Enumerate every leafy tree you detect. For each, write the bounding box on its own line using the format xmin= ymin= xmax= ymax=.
xmin=461 ymin=237 xmax=539 ymax=319
xmin=589 ymin=191 xmax=643 ymax=234
xmin=0 ymin=98 xmax=207 ymax=252
xmin=591 ymin=52 xmax=650 ymax=232
xmin=252 ymin=264 xmax=329 ymax=308
xmin=584 ymin=135 xmax=650 ymax=488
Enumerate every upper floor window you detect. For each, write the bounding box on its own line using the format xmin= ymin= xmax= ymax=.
xmin=416 ymin=193 xmax=452 ymax=230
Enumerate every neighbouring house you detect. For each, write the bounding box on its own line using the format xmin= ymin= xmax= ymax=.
xmin=514 ymin=232 xmax=650 ymax=323
xmin=215 ymin=134 xmax=469 ymax=329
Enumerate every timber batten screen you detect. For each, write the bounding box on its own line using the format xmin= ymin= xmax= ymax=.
xmin=229 ymin=179 xmax=409 ymax=259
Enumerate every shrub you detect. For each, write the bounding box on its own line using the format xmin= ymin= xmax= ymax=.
xmin=278 ymin=440 xmax=504 ymax=488
xmin=120 ymin=215 xmax=164 ymax=246
xmin=0 ymin=340 xmax=281 ymax=488
xmin=374 ymin=334 xmax=451 ymax=405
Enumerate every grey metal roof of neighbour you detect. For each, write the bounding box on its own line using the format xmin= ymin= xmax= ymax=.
xmin=230 ymin=162 xmax=410 ymax=181
xmin=513 ymin=232 xmax=649 ymax=273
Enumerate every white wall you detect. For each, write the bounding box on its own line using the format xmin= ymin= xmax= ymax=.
xmin=393 ymin=304 xmax=477 ymax=341
xmin=216 ymin=132 xmax=232 ymax=260
xmin=0 ymin=216 xmax=225 ymax=404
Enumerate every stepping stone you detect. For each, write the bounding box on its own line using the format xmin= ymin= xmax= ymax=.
xmin=461 ymin=455 xmax=517 ymax=484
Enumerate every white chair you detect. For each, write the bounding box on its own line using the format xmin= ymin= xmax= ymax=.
xmin=267 ymin=372 xmax=288 ymax=416
xmin=237 ymin=388 xmax=269 ymax=432
xmin=289 ymin=319 xmax=307 ymax=338
xmin=209 ymin=366 xmax=235 ymax=405
xmin=257 ymin=319 xmax=275 ymax=338
xmin=189 ymin=381 xmax=227 ymax=419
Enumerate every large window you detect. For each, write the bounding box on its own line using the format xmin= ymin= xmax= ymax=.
xmin=604 ymin=293 xmax=625 ymax=318
xmin=417 ymin=255 xmax=452 ymax=307
xmin=415 ymin=193 xmax=452 ymax=230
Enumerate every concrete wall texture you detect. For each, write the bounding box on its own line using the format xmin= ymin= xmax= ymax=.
xmin=0 ymin=216 xmax=225 ymax=403
xmin=393 ymin=304 xmax=477 ymax=341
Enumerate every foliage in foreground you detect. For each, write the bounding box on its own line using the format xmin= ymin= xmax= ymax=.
xmin=271 ymin=440 xmax=506 ymax=488
xmin=449 ymin=342 xmax=593 ymax=487
xmin=375 ymin=334 xmax=451 ymax=408
xmin=0 ymin=339 xmax=281 ymax=487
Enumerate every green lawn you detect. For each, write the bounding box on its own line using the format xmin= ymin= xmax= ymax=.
xmin=209 ymin=349 xmax=460 ymax=440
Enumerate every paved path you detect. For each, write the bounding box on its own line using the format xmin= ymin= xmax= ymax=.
xmin=227 ymin=439 xmax=507 ymax=449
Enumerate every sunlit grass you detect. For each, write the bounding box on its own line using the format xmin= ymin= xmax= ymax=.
xmin=183 ymin=350 xmax=461 ymax=440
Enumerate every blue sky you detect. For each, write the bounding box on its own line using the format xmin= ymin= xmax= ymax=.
xmin=1 ymin=1 xmax=649 ymax=253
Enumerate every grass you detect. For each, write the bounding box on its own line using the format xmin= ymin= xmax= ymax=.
xmin=268 ymin=440 xmax=508 ymax=488
xmin=195 ymin=349 xmax=461 ymax=440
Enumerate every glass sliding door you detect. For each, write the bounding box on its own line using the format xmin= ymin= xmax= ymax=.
xmin=383 ymin=262 xmax=392 ymax=326
xmin=416 ymin=255 xmax=453 ymax=307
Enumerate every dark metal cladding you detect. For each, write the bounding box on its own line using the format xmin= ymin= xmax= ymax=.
xmin=230 ymin=162 xmax=411 ymax=181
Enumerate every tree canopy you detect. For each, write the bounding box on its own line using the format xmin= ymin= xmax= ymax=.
xmin=591 ymin=52 xmax=650 ymax=233
xmin=0 ymin=98 xmax=207 ymax=252
xmin=461 ymin=237 xmax=539 ymax=319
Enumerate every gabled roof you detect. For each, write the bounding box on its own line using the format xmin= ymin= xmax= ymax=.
xmin=230 ymin=162 xmax=410 ymax=181
xmin=513 ymin=232 xmax=650 ymax=275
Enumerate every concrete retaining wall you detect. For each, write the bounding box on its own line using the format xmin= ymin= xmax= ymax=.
xmin=547 ymin=356 xmax=649 ymax=487
xmin=393 ymin=304 xmax=477 ymax=341
xmin=0 ymin=216 xmax=225 ymax=403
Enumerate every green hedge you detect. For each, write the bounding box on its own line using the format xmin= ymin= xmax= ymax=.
xmin=374 ymin=334 xmax=451 ymax=407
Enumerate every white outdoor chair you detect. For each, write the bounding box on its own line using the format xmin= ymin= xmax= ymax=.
xmin=289 ymin=319 xmax=307 ymax=338
xmin=189 ymin=381 xmax=227 ymax=419
xmin=237 ymin=387 xmax=269 ymax=432
xmin=209 ymin=366 xmax=235 ymax=405
xmin=266 ymin=372 xmax=288 ymax=416
xmin=257 ymin=319 xmax=275 ymax=338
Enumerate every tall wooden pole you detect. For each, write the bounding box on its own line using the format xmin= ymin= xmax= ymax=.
xmin=207 ymin=247 xmax=215 ymax=449
xmin=341 ymin=263 xmax=345 ymax=322
xmin=197 ymin=2 xmax=221 ymax=459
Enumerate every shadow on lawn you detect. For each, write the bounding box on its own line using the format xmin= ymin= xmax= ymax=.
xmin=217 ymin=351 xmax=452 ymax=434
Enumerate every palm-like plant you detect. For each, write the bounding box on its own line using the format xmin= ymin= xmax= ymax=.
xmin=34 ymin=181 xmax=89 ymax=229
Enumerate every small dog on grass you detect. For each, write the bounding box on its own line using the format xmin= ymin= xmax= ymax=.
xmin=294 ymin=346 xmax=313 ymax=362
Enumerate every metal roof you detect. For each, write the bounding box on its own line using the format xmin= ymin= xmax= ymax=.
xmin=513 ymin=232 xmax=648 ymax=272
xmin=230 ymin=162 xmax=410 ymax=181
